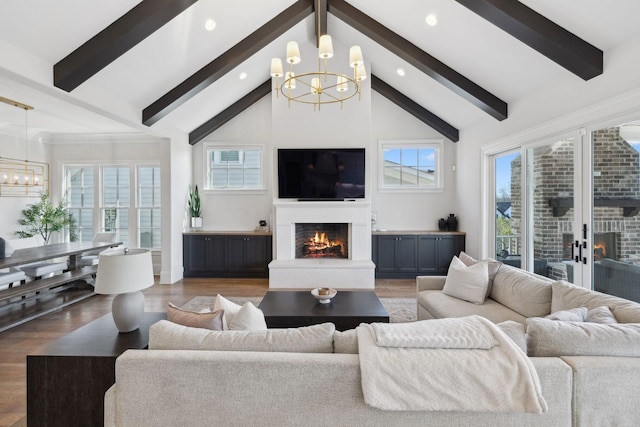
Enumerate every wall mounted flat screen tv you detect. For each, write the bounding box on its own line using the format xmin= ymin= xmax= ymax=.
xmin=278 ymin=148 xmax=365 ymax=200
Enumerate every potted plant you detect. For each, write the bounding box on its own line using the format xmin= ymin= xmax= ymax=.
xmin=188 ymin=185 xmax=202 ymax=229
xmin=16 ymin=193 xmax=77 ymax=244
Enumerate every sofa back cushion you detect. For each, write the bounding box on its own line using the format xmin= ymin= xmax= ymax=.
xmin=551 ymin=280 xmax=640 ymax=323
xmin=489 ymin=265 xmax=553 ymax=318
xmin=526 ymin=317 xmax=640 ymax=357
xmin=149 ymin=320 xmax=335 ymax=353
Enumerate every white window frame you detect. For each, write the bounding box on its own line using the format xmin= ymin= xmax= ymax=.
xmin=378 ymin=139 xmax=444 ymax=192
xmin=203 ymin=143 xmax=266 ymax=194
xmin=136 ymin=165 xmax=162 ymax=250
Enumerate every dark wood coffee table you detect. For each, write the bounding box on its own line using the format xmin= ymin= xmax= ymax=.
xmin=258 ymin=290 xmax=389 ymax=331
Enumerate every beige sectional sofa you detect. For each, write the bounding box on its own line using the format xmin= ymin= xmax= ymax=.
xmin=417 ymin=263 xmax=640 ymax=425
xmin=104 ymin=264 xmax=640 ymax=426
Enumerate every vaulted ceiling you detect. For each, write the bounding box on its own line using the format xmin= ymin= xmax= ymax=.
xmin=1 ymin=0 xmax=639 ymax=144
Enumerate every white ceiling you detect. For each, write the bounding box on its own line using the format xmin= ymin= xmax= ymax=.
xmin=1 ymin=0 xmax=640 ymax=139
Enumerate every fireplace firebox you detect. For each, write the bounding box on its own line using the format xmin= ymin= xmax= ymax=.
xmin=295 ymin=223 xmax=349 ymax=259
xmin=562 ymin=232 xmax=618 ymax=261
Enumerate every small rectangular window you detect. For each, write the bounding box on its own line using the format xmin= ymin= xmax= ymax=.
xmin=380 ymin=140 xmax=443 ymax=190
xmin=205 ymin=145 xmax=263 ymax=190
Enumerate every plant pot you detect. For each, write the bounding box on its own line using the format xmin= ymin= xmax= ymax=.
xmin=191 ymin=217 xmax=203 ymax=229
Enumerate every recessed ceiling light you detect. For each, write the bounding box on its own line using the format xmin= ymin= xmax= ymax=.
xmin=425 ymin=14 xmax=438 ymax=26
xmin=239 ymin=72 xmax=248 ymax=80
xmin=205 ymin=19 xmax=216 ymax=31
xmin=397 ymin=68 xmax=405 ymax=77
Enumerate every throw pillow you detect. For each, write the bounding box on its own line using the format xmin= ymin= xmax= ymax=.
xmin=496 ymin=320 xmax=527 ymax=353
xmin=333 ymin=328 xmax=359 ymax=354
xmin=458 ymin=251 xmax=502 ymax=297
xmin=586 ymin=306 xmax=618 ymax=324
xmin=442 ymin=256 xmax=489 ymax=304
xmin=149 ymin=320 xmax=335 ymax=353
xmin=213 ymin=294 xmax=242 ymax=330
xmin=526 ymin=317 xmax=640 ymax=357
xmin=545 ymin=307 xmax=587 ymax=322
xmin=228 ymin=302 xmax=267 ymax=331
xmin=167 ymin=302 xmax=224 ymax=330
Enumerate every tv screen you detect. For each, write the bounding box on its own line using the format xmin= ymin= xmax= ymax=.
xmin=278 ymin=148 xmax=365 ymax=200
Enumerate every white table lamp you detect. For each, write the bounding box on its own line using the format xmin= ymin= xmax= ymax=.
xmin=94 ymin=248 xmax=154 ymax=333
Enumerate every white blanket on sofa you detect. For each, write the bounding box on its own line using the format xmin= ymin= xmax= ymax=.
xmin=356 ymin=316 xmax=548 ymax=412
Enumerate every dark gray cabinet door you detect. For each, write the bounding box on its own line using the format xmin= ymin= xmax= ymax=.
xmin=375 ymin=235 xmax=417 ymax=276
xmin=227 ymin=236 xmax=270 ymax=274
xmin=417 ymin=236 xmax=438 ymax=275
xmin=395 ymin=236 xmax=418 ymax=272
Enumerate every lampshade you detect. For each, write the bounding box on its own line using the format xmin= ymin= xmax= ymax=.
xmin=94 ymin=248 xmax=154 ymax=333
xmin=270 ymin=58 xmax=283 ymax=77
xmin=286 ymin=41 xmax=301 ymax=64
xmin=355 ymin=63 xmax=367 ymax=81
xmin=318 ymin=35 xmax=333 ymax=59
xmin=311 ymin=77 xmax=321 ymax=95
xmin=94 ymin=249 xmax=154 ymax=295
xmin=336 ymin=75 xmax=348 ymax=92
xmin=349 ymin=46 xmax=363 ymax=68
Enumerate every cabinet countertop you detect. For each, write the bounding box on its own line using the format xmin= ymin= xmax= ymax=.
xmin=183 ymin=230 xmax=273 ymax=236
xmin=372 ymin=230 xmax=465 ymax=236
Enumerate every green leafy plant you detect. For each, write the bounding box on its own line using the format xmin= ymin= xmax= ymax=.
xmin=188 ymin=185 xmax=201 ymax=218
xmin=16 ymin=193 xmax=77 ymax=244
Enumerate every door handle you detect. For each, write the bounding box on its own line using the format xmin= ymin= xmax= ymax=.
xmin=582 ymin=241 xmax=588 ymax=265
xmin=574 ymin=240 xmax=580 ymax=263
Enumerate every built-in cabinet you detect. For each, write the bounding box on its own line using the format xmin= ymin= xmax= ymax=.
xmin=372 ymin=232 xmax=465 ymax=278
xmin=183 ymin=232 xmax=272 ymax=278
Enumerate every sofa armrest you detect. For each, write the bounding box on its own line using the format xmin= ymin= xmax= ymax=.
xmin=104 ymin=385 xmax=116 ymax=427
xmin=417 ymin=276 xmax=446 ymax=292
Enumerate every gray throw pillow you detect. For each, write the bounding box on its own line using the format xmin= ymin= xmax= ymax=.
xmin=545 ymin=307 xmax=587 ymax=322
xmin=586 ymin=306 xmax=618 ymax=324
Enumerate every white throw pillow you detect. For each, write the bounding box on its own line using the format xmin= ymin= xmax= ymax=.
xmin=458 ymin=251 xmax=502 ymax=297
xmin=586 ymin=306 xmax=618 ymax=324
xmin=442 ymin=256 xmax=489 ymax=304
xmin=213 ymin=294 xmax=242 ymax=330
xmin=545 ymin=307 xmax=587 ymax=322
xmin=229 ymin=302 xmax=267 ymax=331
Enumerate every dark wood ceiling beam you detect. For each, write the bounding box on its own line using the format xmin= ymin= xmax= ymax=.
xmin=143 ymin=0 xmax=313 ymax=126
xmin=315 ymin=0 xmax=328 ymax=46
xmin=372 ymin=75 xmax=459 ymax=142
xmin=328 ymin=0 xmax=507 ymax=121
xmin=454 ymin=0 xmax=602 ymax=80
xmin=189 ymin=80 xmax=271 ymax=145
xmin=54 ymin=0 xmax=199 ymax=92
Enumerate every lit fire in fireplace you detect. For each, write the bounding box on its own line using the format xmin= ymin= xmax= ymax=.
xmin=303 ymin=231 xmax=346 ymax=258
xmin=594 ymin=243 xmax=607 ymax=260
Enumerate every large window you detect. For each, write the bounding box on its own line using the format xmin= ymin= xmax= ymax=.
xmin=137 ymin=166 xmax=161 ymax=249
xmin=205 ymin=145 xmax=263 ymax=190
xmin=65 ymin=166 xmax=95 ymax=242
xmin=379 ymin=140 xmax=443 ymax=190
xmin=102 ymin=166 xmax=130 ymax=247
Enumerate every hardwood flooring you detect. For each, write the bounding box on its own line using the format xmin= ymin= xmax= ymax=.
xmin=0 ymin=278 xmax=414 ymax=426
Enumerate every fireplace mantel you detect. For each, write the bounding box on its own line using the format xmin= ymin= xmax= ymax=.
xmin=269 ymin=201 xmax=375 ymax=289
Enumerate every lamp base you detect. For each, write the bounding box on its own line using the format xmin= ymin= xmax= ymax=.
xmin=111 ymin=291 xmax=145 ymax=333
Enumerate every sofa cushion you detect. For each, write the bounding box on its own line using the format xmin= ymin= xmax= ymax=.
xmin=149 ymin=320 xmax=335 ymax=353
xmin=167 ymin=303 xmax=224 ymax=330
xmin=458 ymin=251 xmax=502 ymax=297
xmin=526 ymin=317 xmax=640 ymax=357
xmin=442 ymin=256 xmax=489 ymax=304
xmin=333 ymin=328 xmax=358 ymax=354
xmin=490 ymin=266 xmax=552 ymax=318
xmin=551 ymin=280 xmax=640 ymax=323
xmin=417 ymin=290 xmax=527 ymax=325
xmin=496 ymin=320 xmax=527 ymax=353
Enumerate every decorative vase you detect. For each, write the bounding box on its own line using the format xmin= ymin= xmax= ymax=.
xmin=438 ymin=218 xmax=447 ymax=231
xmin=446 ymin=214 xmax=458 ymax=231
xmin=191 ymin=217 xmax=203 ymax=230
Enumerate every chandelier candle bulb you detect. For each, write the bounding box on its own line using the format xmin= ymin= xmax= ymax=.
xmin=349 ymin=46 xmax=363 ymax=68
xmin=286 ymin=41 xmax=301 ymax=64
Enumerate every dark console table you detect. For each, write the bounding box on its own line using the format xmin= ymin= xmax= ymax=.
xmin=27 ymin=311 xmax=166 ymax=427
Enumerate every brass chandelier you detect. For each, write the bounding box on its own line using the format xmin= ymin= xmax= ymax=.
xmin=270 ymin=1 xmax=366 ymax=111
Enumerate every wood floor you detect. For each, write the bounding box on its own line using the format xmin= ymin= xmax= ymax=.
xmin=0 ymin=278 xmax=414 ymax=426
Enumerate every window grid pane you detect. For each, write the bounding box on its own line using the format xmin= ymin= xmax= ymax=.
xmin=207 ymin=148 xmax=261 ymax=189
xmin=66 ymin=166 xmax=94 ymax=241
xmin=382 ymin=144 xmax=439 ymax=188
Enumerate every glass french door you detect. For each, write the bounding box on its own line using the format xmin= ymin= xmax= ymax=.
xmin=588 ymin=122 xmax=640 ymax=302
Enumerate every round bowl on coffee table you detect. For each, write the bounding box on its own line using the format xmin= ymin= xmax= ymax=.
xmin=311 ymin=287 xmax=337 ymax=304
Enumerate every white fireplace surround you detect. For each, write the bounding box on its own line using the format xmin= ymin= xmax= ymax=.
xmin=269 ymin=201 xmax=375 ymax=289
